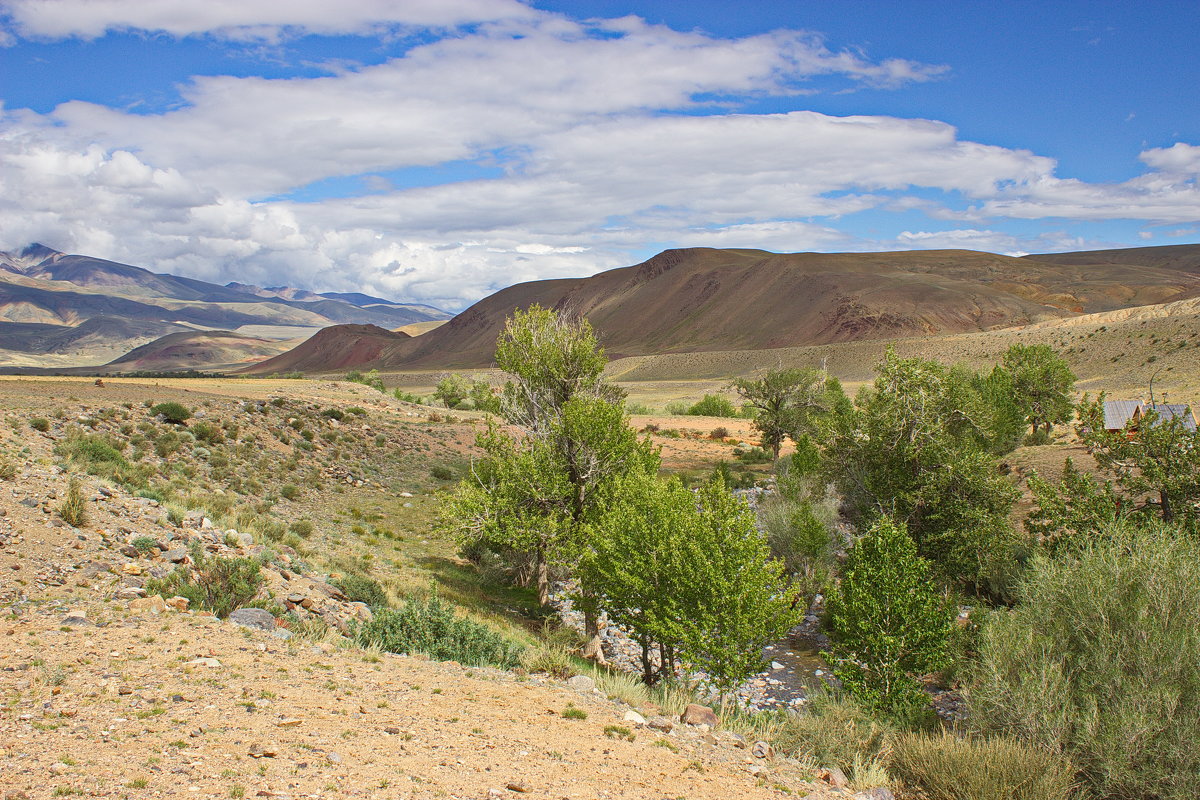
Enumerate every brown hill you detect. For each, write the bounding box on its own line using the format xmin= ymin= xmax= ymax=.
xmin=251 ymin=245 xmax=1200 ymax=372
xmin=106 ymin=329 xmax=293 ymax=372
xmin=245 ymin=323 xmax=411 ymax=374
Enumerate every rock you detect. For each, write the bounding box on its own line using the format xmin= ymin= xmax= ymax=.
xmin=166 ymin=596 xmax=190 ymax=611
xmin=116 ymin=587 xmax=147 ymax=600
xmin=680 ymin=703 xmax=719 ymax=727
xmin=566 ymin=675 xmax=596 ymax=691
xmin=228 ymin=608 xmax=276 ymax=632
xmin=505 ymin=782 xmax=530 ymax=793
xmin=276 ymin=718 xmax=303 ymax=728
xmin=164 ymin=547 xmax=188 ymax=564
xmin=346 ymin=601 xmax=373 ymax=623
xmin=325 ymin=751 xmax=342 ymax=765
xmin=285 ymin=592 xmax=306 ymax=604
xmin=119 ymin=544 xmax=139 ymax=558
xmin=121 ymin=562 xmax=144 ymax=575
xmin=622 ymin=710 xmax=647 ymax=725
xmin=185 ymin=657 xmax=222 ymax=668
xmin=854 ymin=789 xmax=895 ymax=800
xmin=235 ymin=532 xmax=254 ymax=548
xmin=130 ymin=595 xmax=167 ymax=614
xmin=60 ymin=612 xmax=92 ymax=627
xmin=248 ymin=743 xmax=278 ymax=758
xmin=647 ymin=716 xmax=674 ymax=733
xmin=751 ymin=741 xmax=774 ymax=759
xmin=770 ymin=661 xmax=785 ymax=670
xmin=817 ymin=767 xmax=849 ymax=788
xmin=271 ymin=629 xmax=293 ymax=640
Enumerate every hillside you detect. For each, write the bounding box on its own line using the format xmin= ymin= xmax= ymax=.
xmin=246 ymin=324 xmax=413 ymax=374
xmin=104 ymin=330 xmax=295 ymax=372
xmin=0 ymin=244 xmax=450 ymax=368
xmin=250 ymin=244 xmax=1200 ymax=373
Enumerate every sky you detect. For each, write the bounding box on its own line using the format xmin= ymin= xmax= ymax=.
xmin=0 ymin=1 xmax=1198 ymax=311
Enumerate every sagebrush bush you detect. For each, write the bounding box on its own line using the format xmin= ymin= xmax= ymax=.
xmin=150 ymin=402 xmax=191 ymax=424
xmin=0 ymin=455 xmax=17 ymax=480
xmin=890 ymin=731 xmax=1079 ymax=800
xmin=331 ymin=573 xmax=388 ymax=609
xmin=686 ymin=394 xmax=738 ymax=417
xmin=772 ymin=691 xmax=894 ymax=777
xmin=146 ymin=546 xmax=264 ymax=619
xmin=969 ymin=521 xmax=1200 ymax=800
xmin=190 ymin=421 xmax=224 ymax=444
xmin=30 ymin=417 xmax=50 ymax=432
xmin=430 ymin=465 xmax=455 ymax=481
xmin=57 ymin=434 xmax=126 ymax=468
xmin=353 ymin=593 xmax=524 ymax=669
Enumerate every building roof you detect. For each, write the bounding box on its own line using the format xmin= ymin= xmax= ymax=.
xmin=1144 ymin=403 xmax=1198 ymax=432
xmin=1103 ymin=399 xmax=1143 ymax=431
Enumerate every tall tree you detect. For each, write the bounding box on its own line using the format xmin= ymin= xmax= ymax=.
xmin=997 ymin=344 xmax=1076 ymax=436
xmin=731 ymin=367 xmax=840 ymax=460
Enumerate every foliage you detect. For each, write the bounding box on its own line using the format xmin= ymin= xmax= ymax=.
xmin=686 ymin=394 xmax=739 ymax=417
xmin=1025 ymin=457 xmax=1126 ymax=553
xmin=56 ymin=434 xmax=127 ymax=469
xmin=759 ymin=461 xmax=837 ymax=600
xmin=889 ymin=731 xmax=1080 ymax=800
xmin=582 ymin=475 xmax=799 ymax=692
xmin=772 ymin=690 xmax=895 ymax=778
xmin=731 ymin=367 xmax=842 ymax=460
xmin=150 ymin=402 xmax=192 ymax=424
xmin=345 ymin=369 xmax=385 ymax=392
xmin=996 ymin=344 xmax=1076 ymax=436
xmin=825 ymin=517 xmax=954 ymax=719
xmin=146 ymin=546 xmax=264 ymax=619
xmin=57 ymin=476 xmax=88 ymax=527
xmin=392 ymin=388 xmax=422 ymax=404
xmin=30 ymin=417 xmax=50 ymax=432
xmin=0 ymin=454 xmax=15 ymax=481
xmin=969 ymin=521 xmax=1200 ymax=800
xmin=430 ymin=464 xmax=455 ymax=481
xmin=330 ymin=573 xmax=389 ymax=609
xmin=433 ymin=373 xmax=472 ymax=409
xmin=1077 ymin=395 xmax=1200 ymax=532
xmin=469 ymin=377 xmax=501 ymax=414
xmin=190 ymin=421 xmax=224 ymax=444
xmin=352 ymin=592 xmax=524 ymax=669
xmin=823 ymin=349 xmax=1020 ymax=589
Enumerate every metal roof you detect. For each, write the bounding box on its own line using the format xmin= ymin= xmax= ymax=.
xmin=1145 ymin=403 xmax=1198 ymax=432
xmin=1103 ymin=399 xmax=1142 ymax=431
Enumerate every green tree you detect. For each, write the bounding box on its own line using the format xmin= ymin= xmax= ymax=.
xmin=824 ymin=517 xmax=954 ymax=719
xmin=823 ymin=349 xmax=1019 ymax=590
xmin=1025 ymin=457 xmax=1126 ymax=553
xmin=583 ymin=475 xmax=799 ymax=694
xmin=1078 ymin=395 xmax=1200 ymax=531
xmin=731 ymin=367 xmax=839 ymax=460
xmin=433 ymin=373 xmax=471 ymax=408
xmin=997 ymin=344 xmax=1076 ymax=436
xmin=469 ymin=377 xmax=501 ymax=414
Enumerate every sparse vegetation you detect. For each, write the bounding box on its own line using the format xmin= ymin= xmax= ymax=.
xmin=146 ymin=546 xmax=264 ymax=619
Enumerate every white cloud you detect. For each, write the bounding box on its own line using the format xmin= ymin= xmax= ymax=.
xmin=2 ymin=0 xmax=536 ymax=41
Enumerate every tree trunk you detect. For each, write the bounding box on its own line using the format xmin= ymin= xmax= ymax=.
xmin=583 ymin=607 xmax=607 ymax=665
xmin=535 ymin=545 xmax=550 ymax=608
xmin=1161 ymin=490 xmax=1174 ymax=523
xmin=657 ymin=642 xmax=675 ymax=684
xmin=639 ymin=635 xmax=655 ymax=685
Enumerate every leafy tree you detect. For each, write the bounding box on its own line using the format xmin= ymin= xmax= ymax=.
xmin=469 ymin=377 xmax=501 ymax=414
xmin=825 ymin=517 xmax=954 ymax=719
xmin=686 ymin=394 xmax=738 ymax=417
xmin=442 ymin=305 xmax=654 ymax=658
xmin=1078 ymin=395 xmax=1200 ymax=532
xmin=1025 ymin=457 xmax=1127 ymax=553
xmin=433 ymin=373 xmax=471 ymax=409
xmin=823 ymin=349 xmax=1019 ymax=589
xmin=731 ymin=367 xmax=839 ymax=460
xmin=583 ymin=475 xmax=799 ymax=694
xmin=997 ymin=344 xmax=1076 ymax=436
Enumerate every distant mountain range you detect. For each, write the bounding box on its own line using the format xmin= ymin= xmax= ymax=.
xmin=245 ymin=243 xmax=1200 ymax=374
xmin=0 ymin=244 xmax=449 ymax=368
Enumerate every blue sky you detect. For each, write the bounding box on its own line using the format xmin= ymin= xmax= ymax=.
xmin=0 ymin=0 xmax=1198 ymax=309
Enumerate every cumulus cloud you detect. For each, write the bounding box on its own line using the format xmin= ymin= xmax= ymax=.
xmin=1 ymin=0 xmax=536 ymax=41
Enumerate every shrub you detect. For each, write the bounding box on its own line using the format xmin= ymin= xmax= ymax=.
xmin=430 ymin=465 xmax=455 ymax=481
xmin=710 ymin=426 xmax=729 ymax=440
xmin=131 ymin=536 xmax=159 ymax=555
xmin=663 ymin=401 xmax=690 ymax=416
xmin=279 ymin=484 xmax=300 ymax=500
xmin=969 ymin=521 xmax=1200 ymax=799
xmin=393 ymin=389 xmax=422 ymax=404
xmin=57 ymin=477 xmax=88 ymax=527
xmin=345 ymin=406 xmax=366 ymax=416
xmin=772 ymin=691 xmax=894 ymax=778
xmin=736 ymin=446 xmax=772 ymax=464
xmin=289 ymin=519 xmax=314 ymax=538
xmin=330 ymin=573 xmax=388 ymax=609
xmin=890 ymin=731 xmax=1079 ymax=800
xmin=30 ymin=417 xmax=50 ymax=432
xmin=320 ymin=408 xmax=345 ymax=421
xmin=190 ymin=421 xmax=224 ymax=444
xmin=687 ymin=394 xmax=738 ymax=417
xmin=0 ymin=455 xmax=17 ymax=481
xmin=352 ymin=592 xmax=524 ymax=669
xmin=150 ymin=402 xmax=191 ymax=424
xmin=57 ymin=435 xmax=126 ymax=468
xmin=825 ymin=517 xmax=953 ymax=720
xmin=146 ymin=546 xmax=264 ymax=619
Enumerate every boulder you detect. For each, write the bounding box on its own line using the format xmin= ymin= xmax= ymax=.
xmin=566 ymin=675 xmax=596 ymax=691
xmin=228 ymin=608 xmax=276 ymax=632
xmin=680 ymin=703 xmax=719 ymax=727
xmin=130 ymin=595 xmax=167 ymax=614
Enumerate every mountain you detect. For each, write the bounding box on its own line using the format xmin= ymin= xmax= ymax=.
xmin=250 ymin=245 xmax=1200 ymax=373
xmin=245 ymin=324 xmax=412 ymax=374
xmin=0 ymin=244 xmax=449 ymax=367
xmin=104 ymin=330 xmax=293 ymax=372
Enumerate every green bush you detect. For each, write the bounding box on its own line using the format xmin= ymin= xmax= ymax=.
xmin=57 ymin=477 xmax=88 ymax=527
xmin=57 ymin=434 xmax=126 ymax=468
xmin=352 ymin=593 xmax=524 ymax=669
xmin=825 ymin=517 xmax=953 ymax=720
xmin=190 ymin=421 xmax=224 ymax=444
xmin=146 ymin=546 xmax=264 ymax=619
xmin=969 ymin=521 xmax=1200 ymax=800
xmin=289 ymin=519 xmax=314 ymax=538
xmin=150 ymin=402 xmax=192 ymax=424
xmin=131 ymin=536 xmax=159 ymax=555
xmin=331 ymin=573 xmax=388 ymax=609
xmin=393 ymin=389 xmax=422 ymax=404
xmin=279 ymin=484 xmax=300 ymax=500
xmin=30 ymin=417 xmax=50 ymax=432
xmin=890 ymin=731 xmax=1079 ymax=800
xmin=736 ymin=446 xmax=772 ymax=464
xmin=430 ymin=465 xmax=455 ymax=481
xmin=686 ymin=394 xmax=738 ymax=417
xmin=663 ymin=401 xmax=690 ymax=416
xmin=0 ymin=455 xmax=18 ymax=481
xmin=320 ymin=408 xmax=345 ymax=421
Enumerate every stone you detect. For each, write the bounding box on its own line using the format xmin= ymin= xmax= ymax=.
xmin=276 ymin=718 xmax=303 ymax=728
xmin=680 ymin=703 xmax=719 ymax=727
xmin=271 ymin=629 xmax=293 ymax=640
xmin=505 ymin=782 xmax=530 ymax=793
xmin=854 ymin=790 xmax=895 ymax=800
xmin=228 ymin=608 xmax=276 ymax=632
xmin=751 ymin=741 xmax=774 ymax=759
xmin=566 ymin=675 xmax=596 ymax=691
xmin=130 ymin=595 xmax=167 ymax=614
xmin=121 ymin=562 xmax=144 ymax=576
xmin=185 ymin=657 xmax=222 ymax=668
xmin=647 ymin=716 xmax=674 ymax=733
xmin=116 ymin=587 xmax=147 ymax=600
xmin=285 ymin=592 xmax=305 ymax=604
xmin=248 ymin=743 xmax=278 ymax=758
xmin=119 ymin=544 xmax=139 ymax=558
xmin=166 ymin=596 xmax=190 ymax=611
xmin=235 ymin=532 xmax=254 ymax=548
xmin=622 ymin=710 xmax=647 ymax=725
xmin=346 ymin=601 xmax=373 ymax=623
xmin=817 ymin=766 xmax=849 ymax=788
xmin=164 ymin=548 xmax=188 ymax=564
xmin=60 ymin=612 xmax=92 ymax=627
